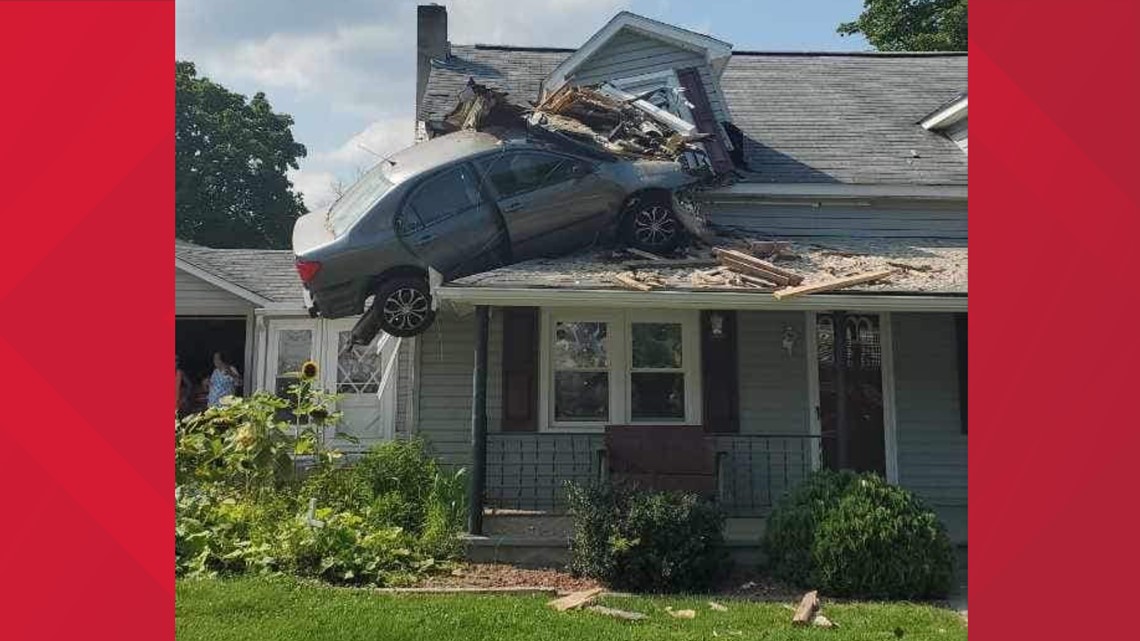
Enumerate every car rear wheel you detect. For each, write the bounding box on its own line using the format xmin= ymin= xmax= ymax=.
xmin=375 ymin=276 xmax=436 ymax=338
xmin=622 ymin=196 xmax=682 ymax=253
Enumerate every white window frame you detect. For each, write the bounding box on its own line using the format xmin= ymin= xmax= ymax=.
xmin=262 ymin=318 xmax=321 ymax=394
xmin=539 ymin=308 xmax=701 ymax=432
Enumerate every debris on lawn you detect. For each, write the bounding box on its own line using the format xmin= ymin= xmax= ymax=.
xmin=587 ymin=605 xmax=649 ymax=621
xmin=812 ymin=614 xmax=838 ymax=628
xmin=792 ymin=590 xmax=820 ymax=626
xmin=666 ymin=607 xmax=697 ymax=619
xmin=708 ymin=601 xmax=729 ymax=612
xmin=548 ymin=587 xmax=605 ymax=612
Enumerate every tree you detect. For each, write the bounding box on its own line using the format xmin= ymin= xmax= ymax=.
xmin=838 ymin=0 xmax=967 ymax=52
xmin=176 ymin=61 xmax=307 ymax=249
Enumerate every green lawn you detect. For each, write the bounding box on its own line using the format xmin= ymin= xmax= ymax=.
xmin=176 ymin=578 xmax=966 ymax=641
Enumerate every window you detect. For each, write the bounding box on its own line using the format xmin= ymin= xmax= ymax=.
xmin=542 ymin=310 xmax=700 ymax=429
xmin=402 ymin=165 xmax=482 ymax=229
xmin=327 ymin=163 xmax=395 ymax=236
xmin=552 ymin=321 xmax=610 ymax=422
xmin=478 ymin=152 xmax=584 ymax=199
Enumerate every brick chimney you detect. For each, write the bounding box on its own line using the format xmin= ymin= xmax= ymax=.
xmin=416 ymin=4 xmax=449 ymax=115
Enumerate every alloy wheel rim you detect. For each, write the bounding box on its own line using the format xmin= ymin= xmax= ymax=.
xmin=382 ymin=287 xmax=429 ymax=331
xmin=633 ymin=205 xmax=676 ymax=246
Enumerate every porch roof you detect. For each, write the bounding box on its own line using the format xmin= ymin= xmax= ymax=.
xmin=450 ymin=237 xmax=964 ymax=291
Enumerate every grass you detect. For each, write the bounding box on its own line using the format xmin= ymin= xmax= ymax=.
xmin=176 ymin=577 xmax=967 ymax=641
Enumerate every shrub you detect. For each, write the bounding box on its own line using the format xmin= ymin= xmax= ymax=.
xmin=813 ymin=475 xmax=955 ymax=599
xmin=762 ymin=469 xmax=955 ymax=599
xmin=761 ymin=468 xmax=860 ymax=586
xmin=566 ymin=483 xmax=727 ymax=593
xmin=350 ymin=439 xmax=439 ymax=534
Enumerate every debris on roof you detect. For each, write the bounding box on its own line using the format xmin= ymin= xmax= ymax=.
xmin=450 ymin=234 xmax=967 ymax=296
xmin=434 ymin=78 xmax=722 ymax=177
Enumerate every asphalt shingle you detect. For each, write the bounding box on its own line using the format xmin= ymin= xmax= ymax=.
xmin=176 ymin=243 xmax=302 ymax=305
xmin=421 ymin=45 xmax=967 ymax=186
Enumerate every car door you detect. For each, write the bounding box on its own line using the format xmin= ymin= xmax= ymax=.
xmin=396 ymin=163 xmax=506 ymax=279
xmin=476 ymin=151 xmax=624 ymax=259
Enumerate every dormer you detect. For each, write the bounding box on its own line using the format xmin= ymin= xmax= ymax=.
xmin=921 ymin=93 xmax=968 ymax=154
xmin=541 ymin=12 xmax=737 ymax=172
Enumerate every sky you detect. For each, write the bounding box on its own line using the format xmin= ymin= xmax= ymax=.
xmin=176 ymin=0 xmax=870 ymax=214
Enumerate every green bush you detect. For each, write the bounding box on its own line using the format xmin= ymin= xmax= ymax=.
xmin=761 ymin=468 xmax=860 ymax=586
xmin=350 ymin=439 xmax=440 ymax=534
xmin=566 ymin=483 xmax=727 ymax=593
xmin=813 ymin=475 xmax=955 ymax=599
xmin=762 ymin=469 xmax=955 ymax=599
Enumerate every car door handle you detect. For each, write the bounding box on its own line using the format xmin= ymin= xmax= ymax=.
xmin=501 ymin=202 xmax=522 ymax=213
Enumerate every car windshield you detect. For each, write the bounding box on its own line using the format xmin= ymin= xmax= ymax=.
xmin=326 ymin=163 xmax=395 ymax=236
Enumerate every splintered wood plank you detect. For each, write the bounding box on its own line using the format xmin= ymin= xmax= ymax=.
xmin=792 ymin=590 xmax=819 ymax=625
xmin=773 ymin=269 xmax=895 ymax=300
xmin=713 ymin=248 xmax=804 ymax=284
xmin=717 ymin=257 xmax=790 ymax=286
xmin=624 ymin=258 xmax=719 ymax=269
xmin=587 ymin=605 xmax=648 ymax=621
xmin=548 ymin=587 xmax=605 ymax=612
xmin=626 ymin=247 xmax=667 ymax=261
xmin=614 ymin=273 xmax=653 ymax=291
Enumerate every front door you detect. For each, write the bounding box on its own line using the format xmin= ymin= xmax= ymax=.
xmin=322 ymin=319 xmax=397 ymax=448
xmin=815 ymin=312 xmax=886 ymax=476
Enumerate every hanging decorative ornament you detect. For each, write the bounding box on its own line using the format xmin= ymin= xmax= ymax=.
xmin=782 ymin=325 xmax=798 ymax=356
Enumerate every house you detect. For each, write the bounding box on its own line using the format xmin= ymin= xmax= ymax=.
xmin=178 ymin=4 xmax=967 ymax=560
xmin=411 ymin=5 xmax=968 ymax=554
xmin=175 ymin=240 xmax=410 ymax=446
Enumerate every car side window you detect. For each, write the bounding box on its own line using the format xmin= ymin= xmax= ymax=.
xmin=478 ymin=152 xmax=585 ymax=200
xmin=403 ymin=165 xmax=483 ymax=229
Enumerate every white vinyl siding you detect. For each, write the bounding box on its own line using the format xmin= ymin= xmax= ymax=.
xmin=176 ymin=270 xmax=255 ymax=316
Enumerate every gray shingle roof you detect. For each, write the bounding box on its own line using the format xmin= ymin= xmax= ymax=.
xmin=421 ymin=46 xmax=967 ymax=186
xmin=176 ymin=242 xmax=303 ymax=305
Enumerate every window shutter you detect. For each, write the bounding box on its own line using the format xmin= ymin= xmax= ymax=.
xmin=675 ymin=67 xmax=733 ymax=174
xmin=701 ymin=310 xmax=739 ymax=433
xmin=955 ymin=313 xmax=968 ymax=434
xmin=501 ymin=307 xmax=540 ymax=431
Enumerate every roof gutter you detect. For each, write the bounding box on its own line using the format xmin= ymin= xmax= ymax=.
xmin=435 ymin=285 xmax=967 ymax=313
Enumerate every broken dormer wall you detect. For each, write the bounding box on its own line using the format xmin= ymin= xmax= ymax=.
xmin=566 ymin=28 xmax=733 ymax=133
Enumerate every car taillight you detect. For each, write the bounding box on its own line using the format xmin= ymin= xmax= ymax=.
xmin=295 ymin=259 xmax=321 ymax=284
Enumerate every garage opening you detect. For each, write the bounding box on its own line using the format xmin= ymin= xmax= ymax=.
xmin=176 ymin=317 xmax=248 ymax=414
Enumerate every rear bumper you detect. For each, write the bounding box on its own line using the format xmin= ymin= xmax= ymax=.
xmin=308 ymin=280 xmax=365 ymax=318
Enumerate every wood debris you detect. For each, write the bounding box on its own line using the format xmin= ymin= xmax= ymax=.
xmin=623 ymin=258 xmax=718 ymax=270
xmin=665 ymin=607 xmax=697 ymax=619
xmin=812 ymin=614 xmax=838 ymax=628
xmin=887 ymin=261 xmax=934 ymax=273
xmin=548 ymin=587 xmax=604 ymax=612
xmin=587 ymin=605 xmax=648 ymax=621
xmin=713 ymin=247 xmax=804 ymax=287
xmin=613 ymin=273 xmax=653 ymax=291
xmin=708 ymin=602 xmax=729 ymax=612
xmin=625 ymin=247 xmax=666 ymax=261
xmin=792 ymin=590 xmax=820 ymax=626
xmin=772 ymin=269 xmax=896 ymax=301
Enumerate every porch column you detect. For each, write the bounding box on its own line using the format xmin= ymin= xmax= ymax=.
xmin=833 ymin=310 xmax=849 ymax=470
xmin=468 ymin=305 xmax=490 ymax=535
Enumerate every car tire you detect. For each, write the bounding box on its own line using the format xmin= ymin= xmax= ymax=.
xmin=374 ymin=276 xmax=437 ymax=338
xmin=622 ymin=194 xmax=683 ymax=254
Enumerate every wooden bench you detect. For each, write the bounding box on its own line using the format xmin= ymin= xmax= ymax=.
xmin=601 ymin=425 xmax=719 ymax=498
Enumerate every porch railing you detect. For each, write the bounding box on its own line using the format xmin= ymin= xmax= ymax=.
xmin=484 ymin=432 xmax=820 ymax=516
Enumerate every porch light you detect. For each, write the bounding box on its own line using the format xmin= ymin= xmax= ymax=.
xmin=709 ymin=312 xmax=725 ymax=339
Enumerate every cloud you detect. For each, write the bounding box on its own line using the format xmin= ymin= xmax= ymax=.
xmin=312 ymin=117 xmax=416 ymax=168
xmin=288 ymin=168 xmax=339 ymax=215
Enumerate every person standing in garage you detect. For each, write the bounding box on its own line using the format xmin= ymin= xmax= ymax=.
xmin=207 ymin=351 xmax=241 ymax=407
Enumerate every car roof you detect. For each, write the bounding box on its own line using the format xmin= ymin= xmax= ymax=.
xmin=383 ymin=130 xmax=507 ymax=183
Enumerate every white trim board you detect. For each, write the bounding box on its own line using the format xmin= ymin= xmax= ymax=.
xmin=542 ymin=11 xmax=733 ymax=99
xmin=436 ymin=286 xmax=968 ymax=313
xmin=176 ymin=257 xmax=273 ymax=306
xmin=706 ymin=183 xmax=968 ymax=201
